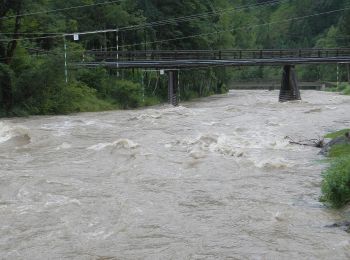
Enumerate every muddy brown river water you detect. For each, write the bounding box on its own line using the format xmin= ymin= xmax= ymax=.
xmin=1 ymin=90 xmax=350 ymax=259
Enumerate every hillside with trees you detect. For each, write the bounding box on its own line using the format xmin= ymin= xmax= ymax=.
xmin=0 ymin=0 xmax=349 ymax=116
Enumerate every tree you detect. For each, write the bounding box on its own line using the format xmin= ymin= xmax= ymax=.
xmin=0 ymin=0 xmax=23 ymax=113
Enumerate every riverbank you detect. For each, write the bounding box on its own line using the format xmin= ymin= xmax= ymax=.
xmin=321 ymin=129 xmax=350 ymax=209
xmin=0 ymin=78 xmax=228 ymax=118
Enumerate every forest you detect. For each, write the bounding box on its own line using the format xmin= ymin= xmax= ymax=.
xmin=0 ymin=0 xmax=350 ymax=116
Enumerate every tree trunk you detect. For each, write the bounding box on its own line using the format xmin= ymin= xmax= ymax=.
xmin=0 ymin=0 xmax=22 ymax=113
xmin=0 ymin=64 xmax=13 ymax=114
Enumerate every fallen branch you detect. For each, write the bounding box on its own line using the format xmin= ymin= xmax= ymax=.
xmin=285 ymin=136 xmax=325 ymax=148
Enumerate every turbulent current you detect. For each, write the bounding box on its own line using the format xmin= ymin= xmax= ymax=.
xmin=1 ymin=90 xmax=350 ymax=259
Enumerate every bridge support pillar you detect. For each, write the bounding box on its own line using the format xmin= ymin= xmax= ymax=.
xmin=167 ymin=70 xmax=179 ymax=106
xmin=279 ymin=65 xmax=301 ymax=102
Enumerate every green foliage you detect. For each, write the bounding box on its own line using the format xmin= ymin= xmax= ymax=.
xmin=1 ymin=0 xmax=350 ymax=117
xmin=13 ymin=55 xmax=65 ymax=114
xmin=328 ymin=144 xmax=350 ymax=158
xmin=325 ymin=129 xmax=350 ymax=139
xmin=0 ymin=63 xmax=14 ymax=112
xmin=321 ymin=128 xmax=350 ymax=208
xmin=321 ymin=155 xmax=350 ymax=208
xmin=76 ymin=68 xmax=111 ymax=97
xmin=110 ymin=80 xmax=143 ymax=109
xmin=142 ymin=96 xmax=161 ymax=107
xmin=343 ymin=86 xmax=350 ymax=95
xmin=57 ymin=82 xmax=114 ymax=113
xmin=326 ymin=83 xmax=350 ymax=95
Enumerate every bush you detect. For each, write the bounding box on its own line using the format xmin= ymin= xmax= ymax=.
xmin=321 ymin=155 xmax=350 ymax=208
xmin=327 ymin=83 xmax=350 ymax=95
xmin=325 ymin=129 xmax=350 ymax=139
xmin=328 ymin=144 xmax=350 ymax=158
xmin=142 ymin=96 xmax=160 ymax=107
xmin=321 ymin=129 xmax=350 ymax=208
xmin=57 ymin=82 xmax=114 ymax=113
xmin=110 ymin=80 xmax=143 ymax=109
xmin=76 ymin=67 xmax=111 ymax=97
xmin=343 ymin=85 xmax=350 ymax=95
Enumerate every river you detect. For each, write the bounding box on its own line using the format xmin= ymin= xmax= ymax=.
xmin=1 ymin=90 xmax=350 ymax=259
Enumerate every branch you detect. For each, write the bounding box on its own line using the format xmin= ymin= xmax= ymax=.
xmin=285 ymin=136 xmax=325 ymax=148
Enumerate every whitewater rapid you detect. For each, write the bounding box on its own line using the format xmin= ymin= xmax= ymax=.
xmin=0 ymin=90 xmax=350 ymax=259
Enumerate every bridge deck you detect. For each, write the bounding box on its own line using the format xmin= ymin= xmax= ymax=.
xmin=77 ymin=48 xmax=350 ymax=69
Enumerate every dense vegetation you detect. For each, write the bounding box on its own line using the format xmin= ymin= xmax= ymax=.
xmin=327 ymin=82 xmax=350 ymax=95
xmin=321 ymin=130 xmax=350 ymax=208
xmin=1 ymin=0 xmax=350 ymax=116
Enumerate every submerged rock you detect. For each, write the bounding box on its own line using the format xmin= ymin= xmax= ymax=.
xmin=319 ymin=132 xmax=350 ymax=155
xmin=325 ymin=221 xmax=350 ymax=233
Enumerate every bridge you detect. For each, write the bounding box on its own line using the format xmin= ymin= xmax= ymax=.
xmin=77 ymin=48 xmax=350 ymax=105
xmin=229 ymin=81 xmax=336 ymax=90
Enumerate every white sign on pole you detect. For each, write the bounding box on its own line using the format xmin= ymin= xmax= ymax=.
xmin=73 ymin=34 xmax=79 ymax=41
xmin=160 ymin=70 xmax=165 ymax=75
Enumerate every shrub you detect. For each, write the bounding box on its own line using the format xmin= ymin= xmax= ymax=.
xmin=56 ymin=81 xmax=114 ymax=113
xmin=321 ymin=155 xmax=350 ymax=208
xmin=325 ymin=129 xmax=350 ymax=139
xmin=328 ymin=144 xmax=350 ymax=158
xmin=142 ymin=96 xmax=160 ymax=107
xmin=327 ymin=83 xmax=350 ymax=95
xmin=110 ymin=80 xmax=143 ymax=109
xmin=76 ymin=67 xmax=111 ymax=97
xmin=13 ymin=56 xmax=65 ymax=114
xmin=343 ymin=85 xmax=350 ymax=95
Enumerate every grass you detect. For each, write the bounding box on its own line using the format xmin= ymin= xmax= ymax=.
xmin=321 ymin=129 xmax=350 ymax=208
xmin=321 ymin=155 xmax=350 ymax=208
xmin=328 ymin=144 xmax=350 ymax=158
xmin=325 ymin=129 xmax=350 ymax=139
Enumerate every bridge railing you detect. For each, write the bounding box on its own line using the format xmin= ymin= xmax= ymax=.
xmin=85 ymin=48 xmax=350 ymax=62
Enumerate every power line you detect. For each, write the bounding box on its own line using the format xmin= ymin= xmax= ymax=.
xmin=0 ymin=0 xmax=284 ymax=41
xmin=1 ymin=5 xmax=349 ymax=61
xmin=0 ymin=28 xmax=120 ymax=42
xmin=0 ymin=32 xmax=61 ymax=35
xmin=118 ymin=6 xmax=350 ymax=49
xmin=0 ymin=0 xmax=124 ymax=20
xmin=117 ymin=0 xmax=285 ymax=32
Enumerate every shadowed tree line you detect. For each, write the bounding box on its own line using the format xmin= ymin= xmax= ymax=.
xmin=0 ymin=0 xmax=349 ymax=116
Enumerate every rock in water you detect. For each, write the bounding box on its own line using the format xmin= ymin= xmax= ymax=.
xmin=325 ymin=221 xmax=350 ymax=233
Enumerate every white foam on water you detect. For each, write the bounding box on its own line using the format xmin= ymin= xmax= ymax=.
xmin=87 ymin=139 xmax=140 ymax=151
xmin=178 ymin=132 xmax=298 ymax=163
xmin=162 ymin=105 xmax=197 ymax=117
xmin=252 ymin=157 xmax=294 ymax=169
xmin=55 ymin=142 xmax=72 ymax=150
xmin=128 ymin=111 xmax=162 ymax=121
xmin=45 ymin=194 xmax=81 ymax=207
xmin=0 ymin=121 xmax=30 ymax=144
xmin=180 ymin=134 xmax=245 ymax=158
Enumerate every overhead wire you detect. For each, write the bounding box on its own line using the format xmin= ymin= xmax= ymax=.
xmin=0 ymin=0 xmax=125 ymax=20
xmin=116 ymin=0 xmax=285 ymax=32
xmin=0 ymin=0 xmax=285 ymax=42
xmin=118 ymin=6 xmax=350 ymax=49
xmin=1 ymin=5 xmax=349 ymax=61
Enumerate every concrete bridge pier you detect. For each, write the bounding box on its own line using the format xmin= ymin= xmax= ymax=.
xmin=167 ymin=70 xmax=179 ymax=106
xmin=279 ymin=65 xmax=301 ymax=102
